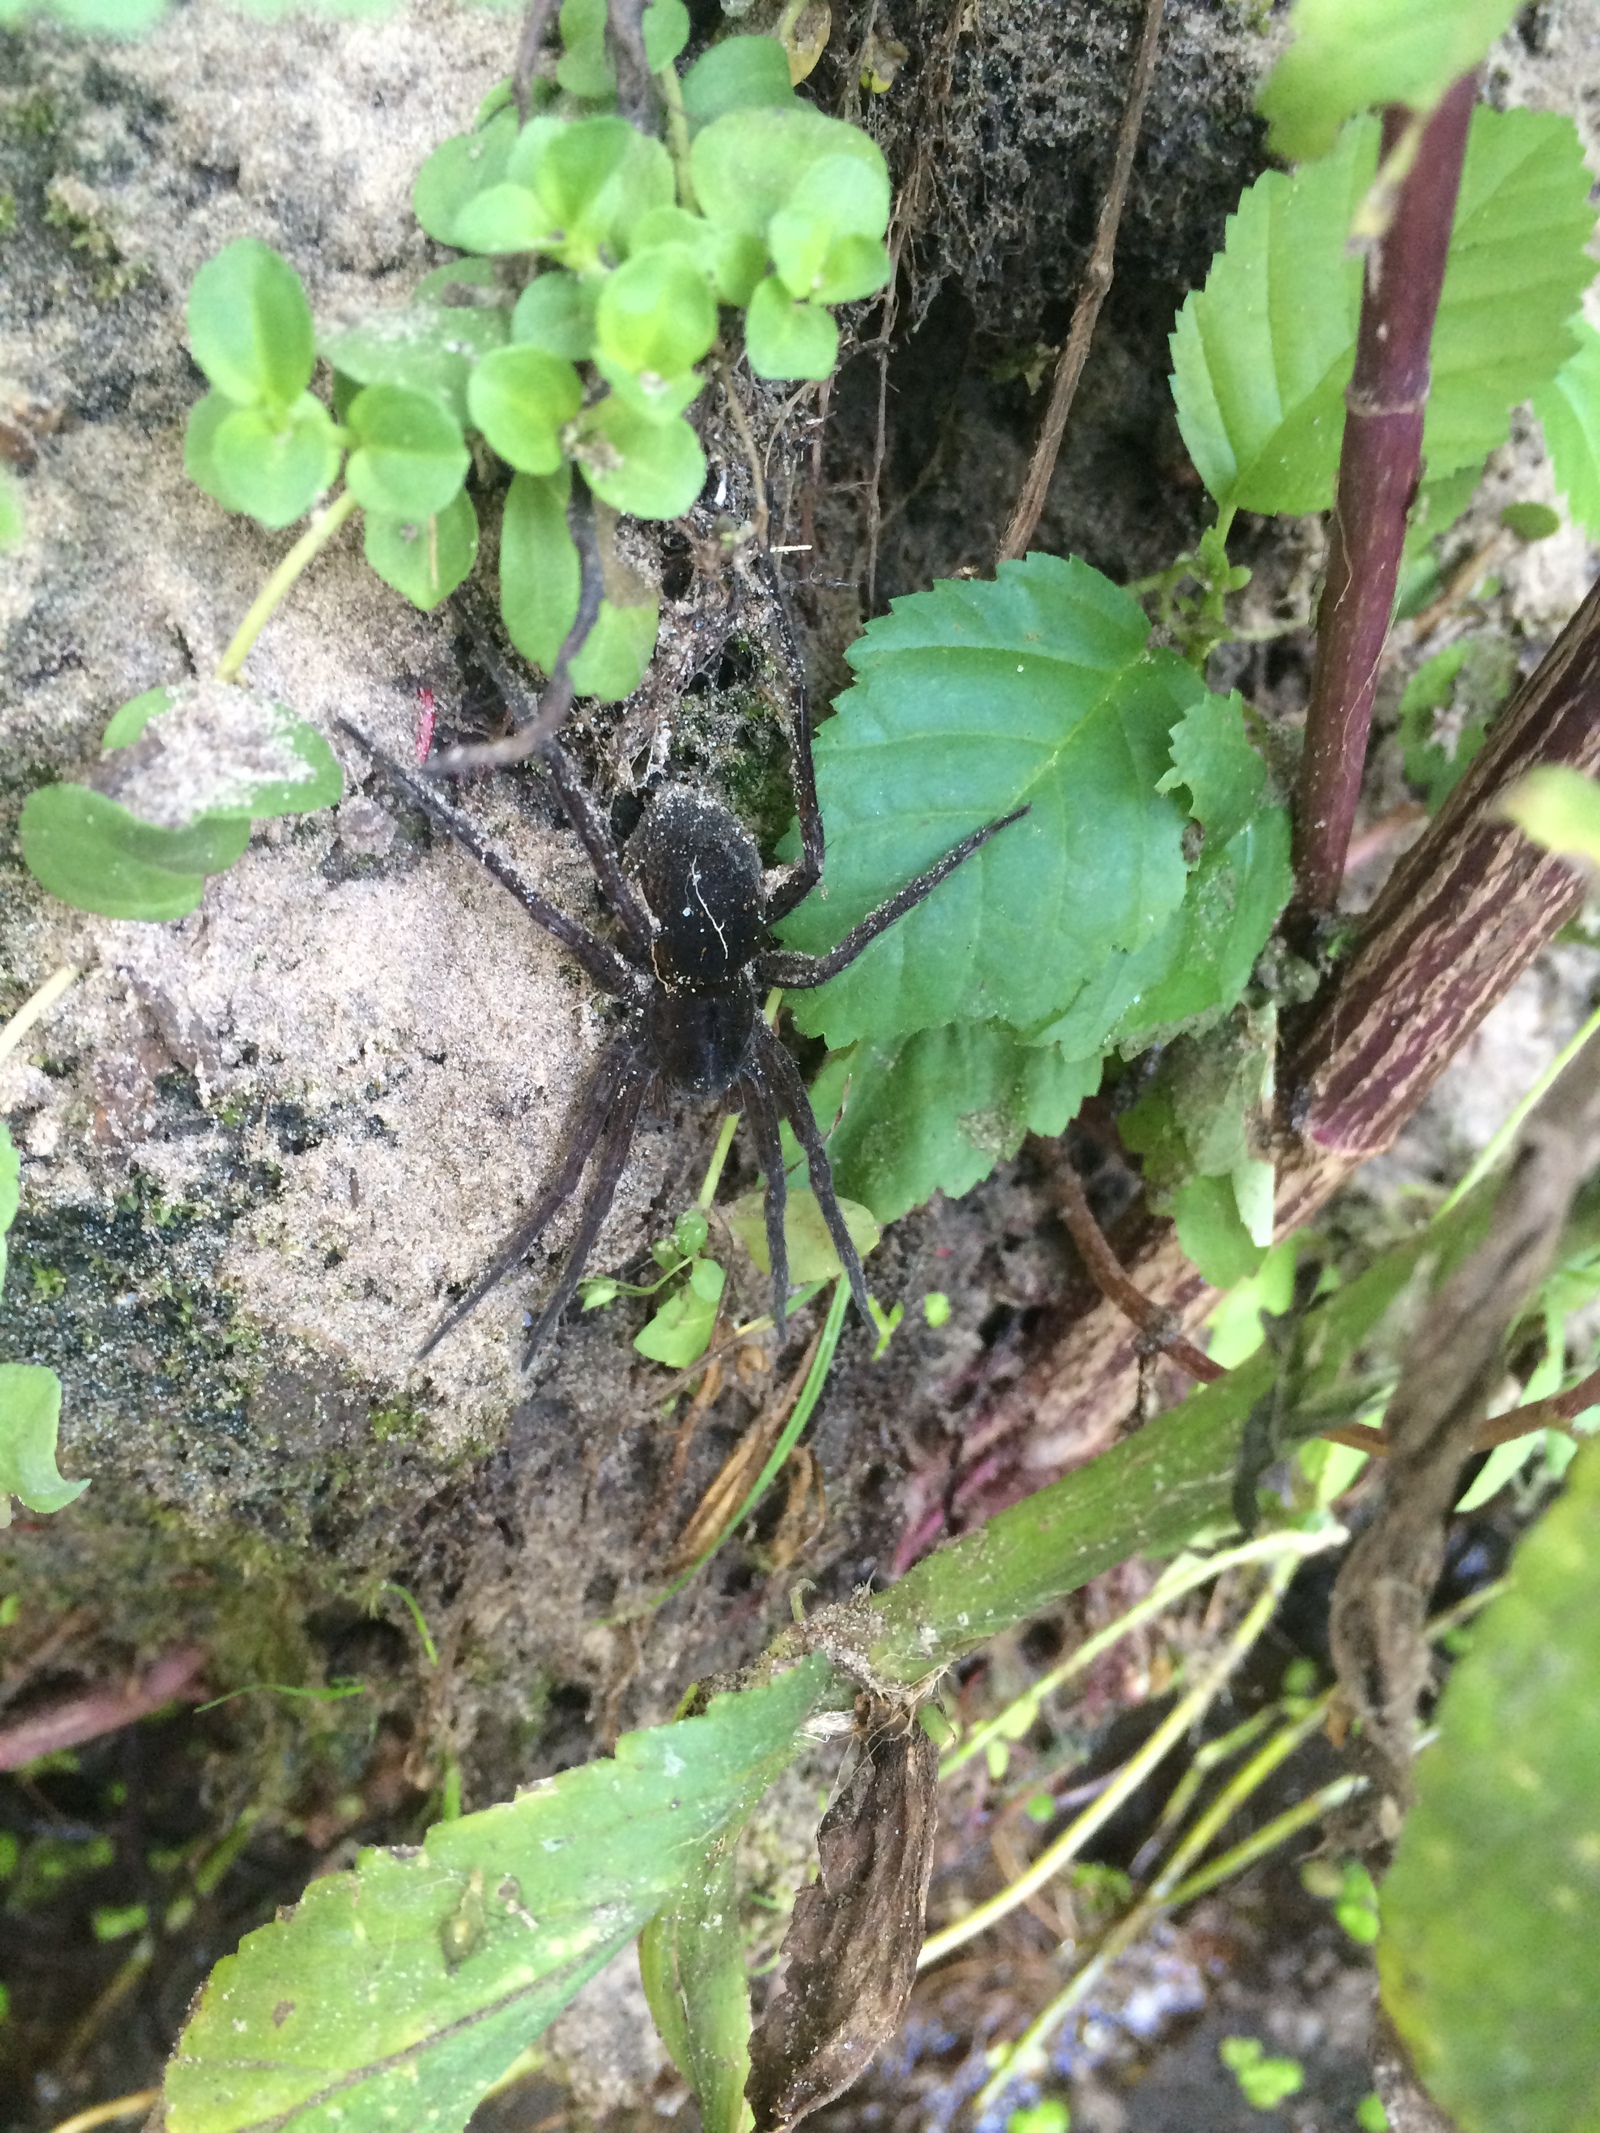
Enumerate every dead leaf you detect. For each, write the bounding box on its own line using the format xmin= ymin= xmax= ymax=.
xmin=664 ymin=1326 xmax=822 ymax=1573
xmin=745 ymin=1703 xmax=938 ymax=2131
xmin=755 ymin=1447 xmax=827 ymax=1572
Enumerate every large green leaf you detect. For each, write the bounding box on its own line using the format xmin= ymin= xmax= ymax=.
xmin=0 ymin=1364 xmax=87 ymax=1522
xmin=639 ymin=1845 xmax=752 ymax=2133
xmin=777 ymin=555 xmax=1194 ymax=1046
xmin=817 ymin=1026 xmax=1101 ymax=1226
xmin=165 ymin=1659 xmax=828 ymax=2133
xmin=1256 ymin=0 xmax=1519 ymax=164
xmin=1535 ymin=317 xmax=1600 ymax=538
xmin=1379 ymin=1436 xmax=1600 ymax=2133
xmin=1171 ymin=109 xmax=1596 ymax=516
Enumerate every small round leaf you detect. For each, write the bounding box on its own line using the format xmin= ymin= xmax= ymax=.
xmin=320 ymin=301 xmax=509 ymax=428
xmin=691 ymin=106 xmax=887 ymax=240
xmin=19 ymin=785 xmax=249 ymax=921
xmin=595 ymin=247 xmax=717 ymax=378
xmin=512 ymin=272 xmax=598 ymax=359
xmin=681 ymin=35 xmax=796 ymax=121
xmin=743 ymin=275 xmax=839 ymax=380
xmin=364 ymin=490 xmax=479 ymax=611
xmin=188 ymin=238 xmax=315 ymax=410
xmin=555 ymin=0 xmax=614 ymax=99
xmin=468 ymin=345 xmax=583 ymax=474
xmin=413 ymin=106 xmax=520 ymax=246
xmin=209 ymin=395 xmax=342 ymax=529
xmin=594 ymin=354 xmax=702 ymax=425
xmin=451 ymin=182 xmax=559 ymax=257
xmin=534 ymin=118 xmax=674 ymax=268
xmin=642 ymin=0 xmax=690 ymax=71
xmin=629 ymin=206 xmax=766 ymax=304
xmin=101 ymin=687 xmax=176 ymax=750
xmin=346 ymin=385 xmax=470 ymax=518
xmin=579 ymin=396 xmax=706 ymax=519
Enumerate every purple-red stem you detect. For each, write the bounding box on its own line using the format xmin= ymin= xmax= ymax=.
xmin=1291 ymin=73 xmax=1478 ymax=930
xmin=0 ymin=1644 xmax=207 ymax=1771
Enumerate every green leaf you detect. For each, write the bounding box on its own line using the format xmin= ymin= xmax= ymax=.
xmin=818 ymin=1026 xmax=1101 ymax=1226
xmin=555 ymin=0 xmax=614 ymax=98
xmin=1172 ymin=1172 xmax=1268 ymax=1287
xmin=1397 ymin=637 xmax=1514 ymax=808
xmin=500 ymin=468 xmax=660 ymax=702
xmin=187 ymin=239 xmax=314 ymax=410
xmin=634 ymin=1258 xmax=725 ymax=1367
xmin=0 ymin=468 xmax=21 ymax=551
xmin=364 ymin=491 xmax=480 ymax=611
xmin=596 ymin=247 xmax=718 ymax=379
xmin=534 ymin=116 xmax=675 ymax=270
xmin=691 ymin=106 xmax=888 ymax=241
xmin=0 ymin=1120 xmax=18 ymax=1242
xmin=1500 ymin=501 xmax=1561 ymax=542
xmin=642 ymin=0 xmax=689 ymax=70
xmin=412 ymin=105 xmax=520 ymax=247
xmin=578 ymin=396 xmax=706 ymax=519
xmin=594 ymin=354 xmax=703 ymax=426
xmin=346 ymin=385 xmax=470 ymax=518
xmin=1379 ymin=1435 xmax=1600 ymax=2133
xmin=743 ymin=276 xmax=839 ymax=381
xmin=630 ymin=206 xmax=767 ymax=308
xmin=512 ymin=272 xmax=598 ymax=360
xmin=1171 ymin=109 xmax=1597 ymax=515
xmin=451 ymin=181 xmax=559 ymax=257
xmin=768 ymin=154 xmax=892 ymax=304
xmin=165 ymin=1659 xmax=828 ymax=2133
xmin=1257 ymin=0 xmax=1519 ymax=164
xmin=19 ymin=786 xmax=248 ymax=921
xmin=681 ymin=35 xmax=795 ymax=122
xmin=777 ymin=555 xmax=1191 ymax=1047
xmin=725 ymin=1186 xmax=880 ymax=1285
xmin=321 ymin=301 xmax=509 ymax=429
xmin=0 ymin=1365 xmax=86 ymax=1522
xmin=467 ymin=345 xmax=583 ymax=475
xmin=1501 ymin=766 xmax=1600 ymax=870
xmin=1534 ymin=317 xmax=1600 ymax=538
xmin=1155 ymin=690 xmax=1266 ymax=850
xmin=639 ymin=1846 xmax=752 ymax=2133
xmin=101 ymin=686 xmax=175 ymax=750
xmin=204 ymin=395 xmax=342 ymax=530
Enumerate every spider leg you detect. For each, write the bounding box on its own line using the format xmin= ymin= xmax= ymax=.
xmin=417 ymin=1035 xmax=643 ymax=1360
xmin=444 ymin=604 xmax=658 ymax=955
xmin=338 ymin=720 xmax=647 ymax=1002
xmin=737 ymin=1065 xmax=790 ymax=1337
xmin=756 ymin=808 xmax=1030 ymax=989
xmin=520 ymin=1052 xmax=653 ymax=1366
xmin=749 ymin=1017 xmax=872 ymax=1327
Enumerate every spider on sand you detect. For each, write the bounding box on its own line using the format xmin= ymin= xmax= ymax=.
xmin=341 ymin=619 xmax=1024 ymax=1367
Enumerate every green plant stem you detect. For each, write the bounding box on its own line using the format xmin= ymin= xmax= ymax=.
xmin=213 ymin=488 xmax=361 ymax=684
xmin=938 ymin=1526 xmax=1340 ymax=1781
xmin=1436 ymin=997 xmax=1600 ymax=1219
xmin=656 ymin=63 xmax=696 ymax=212
xmin=0 ymin=964 xmax=80 ymax=1073
xmin=920 ymin=1551 xmax=1315 ymax=1969
xmin=1161 ymin=1771 xmax=1365 ymax=1908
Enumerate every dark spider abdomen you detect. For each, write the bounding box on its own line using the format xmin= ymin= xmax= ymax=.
xmin=643 ymin=979 xmax=759 ymax=1099
xmin=628 ymin=786 xmax=766 ymax=990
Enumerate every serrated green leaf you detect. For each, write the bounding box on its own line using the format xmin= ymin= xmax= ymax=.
xmin=19 ymin=786 xmax=247 ymax=920
xmin=743 ymin=276 xmax=839 ymax=382
xmin=1156 ymin=690 xmax=1266 ymax=849
xmin=364 ymin=491 xmax=480 ymax=611
xmin=596 ymin=247 xmax=718 ymax=378
xmin=500 ymin=468 xmax=660 ymax=702
xmin=413 ymin=106 xmax=520 ymax=247
xmin=1257 ymin=0 xmax=1519 ymax=164
xmin=467 ymin=345 xmax=583 ymax=474
xmin=165 ymin=1659 xmax=828 ymax=2133
xmin=101 ymin=686 xmax=176 ymax=750
xmin=634 ymin=1258 xmax=724 ymax=1366
xmin=321 ymin=301 xmax=509 ymax=429
xmin=1502 ymin=765 xmax=1600 ymax=870
xmin=1172 ymin=109 xmax=1596 ymax=516
xmin=346 ymin=385 xmax=470 ymax=518
xmin=691 ymin=106 xmax=887 ymax=241
xmin=1534 ymin=317 xmax=1600 ymax=538
xmin=778 ymin=555 xmax=1192 ymax=1047
xmin=639 ymin=1846 xmax=751 ymax=2133
xmin=1379 ymin=1435 xmax=1600 ymax=2133
xmin=206 ymin=395 xmax=342 ymax=530
xmin=512 ymin=272 xmax=598 ymax=360
xmin=187 ymin=239 xmax=314 ymax=410
xmin=0 ymin=1365 xmax=86 ymax=1522
xmin=725 ymin=1186 xmax=879 ymax=1286
xmin=818 ymin=1026 xmax=1101 ymax=1226
xmin=578 ymin=396 xmax=706 ymax=519
xmin=1397 ymin=637 xmax=1514 ymax=808
xmin=681 ymin=34 xmax=795 ymax=122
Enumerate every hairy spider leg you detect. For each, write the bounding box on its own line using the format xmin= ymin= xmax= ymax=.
xmin=337 ymin=721 xmax=647 ymax=1001
xmin=756 ymin=807 xmax=1031 ymax=988
xmin=757 ymin=559 xmax=826 ymax=926
xmin=736 ymin=1065 xmax=790 ymax=1335
xmin=417 ymin=1037 xmax=646 ymax=1360
xmin=444 ymin=606 xmax=657 ymax=954
xmin=748 ymin=1017 xmax=873 ymax=1326
xmin=520 ymin=1052 xmax=654 ymax=1365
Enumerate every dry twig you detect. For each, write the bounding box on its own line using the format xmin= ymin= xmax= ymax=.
xmin=1053 ymin=1158 xmax=1222 ymax=1384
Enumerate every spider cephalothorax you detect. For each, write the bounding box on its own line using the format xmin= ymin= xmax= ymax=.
xmin=340 ymin=633 xmax=1023 ymax=1367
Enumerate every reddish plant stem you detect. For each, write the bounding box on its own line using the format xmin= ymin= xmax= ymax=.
xmin=1291 ymin=73 xmax=1477 ymax=931
xmin=1053 ymin=1159 xmax=1221 ymax=1383
xmin=0 ymin=1645 xmax=208 ymax=1771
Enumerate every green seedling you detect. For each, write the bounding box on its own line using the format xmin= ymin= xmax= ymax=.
xmin=1219 ymin=2035 xmax=1306 ymax=2110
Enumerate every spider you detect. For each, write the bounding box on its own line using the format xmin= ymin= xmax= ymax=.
xmin=339 ymin=635 xmax=1024 ymax=1367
